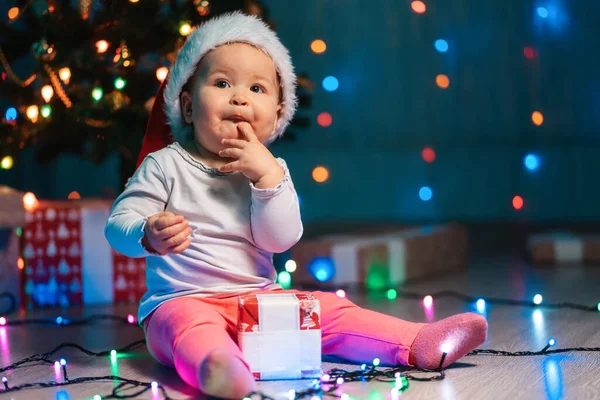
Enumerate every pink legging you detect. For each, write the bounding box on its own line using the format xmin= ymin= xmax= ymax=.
xmin=144 ymin=289 xmax=425 ymax=390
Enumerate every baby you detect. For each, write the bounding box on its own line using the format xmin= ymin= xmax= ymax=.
xmin=105 ymin=12 xmax=487 ymax=399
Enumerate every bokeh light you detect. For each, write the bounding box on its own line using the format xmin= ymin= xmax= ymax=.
xmin=285 ymin=259 xmax=297 ymax=273
xmin=311 ymin=39 xmax=327 ymax=54
xmin=411 ymin=1 xmax=426 ymax=14
xmin=524 ymin=154 xmax=540 ymax=171
xmin=422 ymin=147 xmax=436 ymax=163
xmin=156 ymin=67 xmax=168 ymax=82
xmin=513 ymin=195 xmax=524 ymax=210
xmin=5 ymin=107 xmax=17 ymax=122
xmin=524 ymin=47 xmax=536 ymax=59
xmin=434 ymin=39 xmax=448 ymax=53
xmin=95 ymin=40 xmax=109 ymax=53
xmin=317 ymin=112 xmax=332 ymax=127
xmin=312 ymin=166 xmax=329 ymax=183
xmin=308 ymin=257 xmax=335 ymax=282
xmin=1 ymin=156 xmax=14 ymax=170
xmin=532 ymin=111 xmax=544 ymax=126
xmin=436 ymin=74 xmax=450 ymax=89
xmin=8 ymin=7 xmax=19 ymax=20
xmin=537 ymin=7 xmax=548 ymax=18
xmin=322 ymin=76 xmax=339 ymax=92
xmin=68 ymin=191 xmax=81 ymax=200
xmin=23 ymin=192 xmax=38 ymax=211
xmin=419 ymin=186 xmax=433 ymax=201
xmin=423 ymin=295 xmax=433 ymax=308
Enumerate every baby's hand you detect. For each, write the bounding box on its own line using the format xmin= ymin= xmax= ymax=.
xmin=142 ymin=212 xmax=192 ymax=255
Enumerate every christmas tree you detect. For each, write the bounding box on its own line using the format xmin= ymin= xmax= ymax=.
xmin=0 ymin=0 xmax=311 ymax=185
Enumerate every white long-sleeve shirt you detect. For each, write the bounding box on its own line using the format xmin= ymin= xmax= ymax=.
xmin=104 ymin=142 xmax=303 ymax=324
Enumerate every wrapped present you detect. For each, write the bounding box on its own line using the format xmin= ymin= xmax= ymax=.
xmin=20 ymin=199 xmax=146 ymax=309
xmin=291 ymin=224 xmax=468 ymax=290
xmin=238 ymin=293 xmax=322 ymax=380
xmin=528 ymin=231 xmax=600 ymax=265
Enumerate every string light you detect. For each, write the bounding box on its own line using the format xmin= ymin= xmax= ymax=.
xmin=387 ymin=289 xmax=397 ymax=300
xmin=317 ymin=112 xmax=332 ymax=127
xmin=524 ymin=154 xmax=540 ymax=171
xmin=419 ymin=186 xmax=433 ymax=201
xmin=5 ymin=107 xmax=17 ymax=121
xmin=26 ymin=105 xmax=39 ymax=123
xmin=533 ymin=294 xmax=543 ymax=305
xmin=95 ymin=40 xmax=109 ymax=53
xmin=0 ymin=317 xmax=6 ymax=326
xmin=532 ymin=111 xmax=544 ymax=126
xmin=422 ymin=147 xmax=436 ymax=163
xmin=434 ymin=39 xmax=448 ymax=53
xmin=436 ymin=74 xmax=450 ymax=89
xmin=312 ymin=166 xmax=330 ymax=183
xmin=179 ymin=23 xmax=192 ymax=36
xmin=311 ymin=39 xmax=327 ymax=54
xmin=336 ymin=289 xmax=346 ymax=298
xmin=41 ymin=85 xmax=54 ymax=102
xmin=0 ymin=156 xmax=13 ymax=170
xmin=411 ymin=1 xmax=426 ymax=14
xmin=92 ymin=87 xmax=103 ymax=101
xmin=512 ymin=195 xmax=524 ymax=210
xmin=322 ymin=76 xmax=339 ymax=92
xmin=114 ymin=77 xmax=127 ymax=90
xmin=277 ymin=271 xmax=292 ymax=288
xmin=59 ymin=67 xmax=71 ymax=84
xmin=476 ymin=299 xmax=486 ymax=313
xmin=423 ymin=295 xmax=433 ymax=308
xmin=22 ymin=192 xmax=38 ymax=211
xmin=41 ymin=104 xmax=51 ymax=118
xmin=8 ymin=7 xmax=19 ymax=20
xmin=156 ymin=67 xmax=168 ymax=82
xmin=285 ymin=260 xmax=297 ymax=273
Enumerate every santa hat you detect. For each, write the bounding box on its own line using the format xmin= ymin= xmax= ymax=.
xmin=136 ymin=12 xmax=297 ymax=168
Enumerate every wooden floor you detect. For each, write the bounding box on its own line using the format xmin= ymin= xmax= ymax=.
xmin=1 ymin=254 xmax=599 ymax=400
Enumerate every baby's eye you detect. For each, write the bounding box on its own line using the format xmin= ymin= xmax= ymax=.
xmin=250 ymin=85 xmax=264 ymax=93
xmin=215 ymin=80 xmax=230 ymax=89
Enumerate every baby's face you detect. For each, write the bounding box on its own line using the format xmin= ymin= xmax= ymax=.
xmin=181 ymin=43 xmax=282 ymax=154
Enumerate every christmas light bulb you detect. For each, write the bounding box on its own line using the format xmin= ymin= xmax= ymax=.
xmin=597 ymin=302 xmax=600 ymax=312
xmin=320 ymin=374 xmax=330 ymax=382
xmin=0 ymin=317 xmax=6 ymax=326
xmin=1 ymin=376 xmax=6 ymax=383
xmin=96 ymin=40 xmax=109 ymax=53
xmin=373 ymin=357 xmax=380 ymax=366
xmin=59 ymin=67 xmax=71 ymax=83
xmin=361 ymin=363 xmax=367 ymax=370
xmin=93 ymin=395 xmax=102 ymax=400
xmin=23 ymin=192 xmax=38 ymax=211
xmin=336 ymin=377 xmax=344 ymax=384
xmin=285 ymin=259 xmax=297 ymax=273
xmin=56 ymin=316 xmax=63 ymax=325
xmin=277 ymin=271 xmax=291 ymax=285
xmin=60 ymin=358 xmax=66 ymax=366
xmin=156 ymin=67 xmax=169 ymax=82
xmin=114 ymin=78 xmax=126 ymax=90
xmin=127 ymin=314 xmax=135 ymax=324
xmin=0 ymin=156 xmax=13 ymax=170
xmin=8 ymin=7 xmax=19 ymax=20
xmin=179 ymin=23 xmax=192 ymax=36
xmin=41 ymin=105 xmax=52 ymax=118
xmin=336 ymin=289 xmax=346 ymax=298
xmin=341 ymin=394 xmax=350 ymax=400
xmin=92 ymin=87 xmax=103 ymax=101
xmin=423 ymin=295 xmax=433 ymax=308
xmin=440 ymin=343 xmax=452 ymax=353
xmin=476 ymin=298 xmax=486 ymax=313
xmin=533 ymin=294 xmax=543 ymax=305
xmin=387 ymin=289 xmax=397 ymax=300
xmin=287 ymin=389 xmax=296 ymax=400
xmin=151 ymin=381 xmax=158 ymax=389
xmin=548 ymin=338 xmax=556 ymax=346
xmin=26 ymin=105 xmax=39 ymax=122
xmin=41 ymin=85 xmax=54 ymax=103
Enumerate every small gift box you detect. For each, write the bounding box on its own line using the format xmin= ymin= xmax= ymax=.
xmin=237 ymin=293 xmax=322 ymax=380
